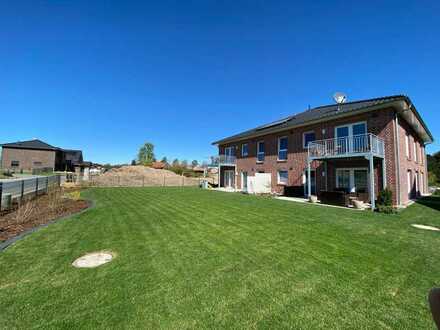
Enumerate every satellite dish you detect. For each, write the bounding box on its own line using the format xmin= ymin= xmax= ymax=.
xmin=333 ymin=92 xmax=347 ymax=104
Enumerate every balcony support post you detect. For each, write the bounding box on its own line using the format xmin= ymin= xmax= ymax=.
xmin=218 ymin=164 xmax=221 ymax=188
xmin=307 ymin=159 xmax=312 ymax=198
xmin=382 ymin=158 xmax=387 ymax=189
xmin=369 ymin=154 xmax=375 ymax=210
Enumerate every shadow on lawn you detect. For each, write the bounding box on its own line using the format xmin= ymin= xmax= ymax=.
xmin=415 ymin=195 xmax=440 ymax=212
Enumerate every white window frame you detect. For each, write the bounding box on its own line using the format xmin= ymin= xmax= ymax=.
xmin=224 ymin=146 xmax=234 ymax=156
xmin=413 ymin=140 xmax=417 ymax=163
xmin=257 ymin=141 xmax=265 ymax=163
xmin=405 ymin=134 xmax=410 ymax=158
xmin=335 ymin=167 xmax=369 ymax=193
xmin=303 ymin=131 xmax=316 ymax=149
xmin=241 ymin=171 xmax=248 ymax=190
xmin=241 ymin=143 xmax=248 ymax=157
xmin=335 ymin=121 xmax=367 ymax=139
xmin=415 ymin=171 xmax=419 ymax=194
xmin=407 ymin=170 xmax=412 ymax=195
xmin=277 ymin=170 xmax=289 ymax=185
xmin=277 ymin=136 xmax=288 ymax=161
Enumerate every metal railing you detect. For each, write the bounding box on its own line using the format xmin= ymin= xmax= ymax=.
xmin=211 ymin=155 xmax=237 ymax=166
xmin=0 ymin=174 xmax=61 ymax=211
xmin=308 ymin=133 xmax=385 ymax=159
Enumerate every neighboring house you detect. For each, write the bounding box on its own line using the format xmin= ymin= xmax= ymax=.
xmin=0 ymin=139 xmax=87 ymax=172
xmin=212 ymin=95 xmax=433 ymax=208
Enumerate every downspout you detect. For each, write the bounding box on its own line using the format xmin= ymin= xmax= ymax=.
xmin=393 ymin=112 xmax=401 ymax=206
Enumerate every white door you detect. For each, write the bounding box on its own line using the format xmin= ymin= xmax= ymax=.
xmin=224 ymin=170 xmax=235 ymax=188
xmin=241 ymin=172 xmax=248 ymax=191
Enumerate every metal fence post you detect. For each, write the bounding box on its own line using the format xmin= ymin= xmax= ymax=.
xmin=35 ymin=177 xmax=39 ymax=196
xmin=142 ymin=176 xmax=145 ymax=187
xmin=118 ymin=176 xmax=121 ymax=187
xmin=163 ymin=175 xmax=165 ymax=187
xmin=21 ymin=179 xmax=24 ymax=202
xmin=0 ymin=182 xmax=3 ymax=211
xmin=46 ymin=176 xmax=49 ymax=193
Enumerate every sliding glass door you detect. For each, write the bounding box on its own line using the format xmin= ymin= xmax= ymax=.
xmin=336 ymin=168 xmax=368 ymax=193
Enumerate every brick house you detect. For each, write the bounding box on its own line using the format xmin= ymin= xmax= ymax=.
xmin=212 ymin=95 xmax=433 ymax=208
xmin=1 ymin=139 xmax=85 ymax=172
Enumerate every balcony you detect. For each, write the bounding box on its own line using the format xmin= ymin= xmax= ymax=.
xmin=210 ymin=155 xmax=237 ymax=166
xmin=308 ymin=133 xmax=385 ymax=160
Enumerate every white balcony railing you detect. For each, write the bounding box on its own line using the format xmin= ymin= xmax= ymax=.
xmin=308 ymin=133 xmax=385 ymax=159
xmin=211 ymin=155 xmax=237 ymax=166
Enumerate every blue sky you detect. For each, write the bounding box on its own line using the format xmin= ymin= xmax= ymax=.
xmin=1 ymin=1 xmax=439 ymax=164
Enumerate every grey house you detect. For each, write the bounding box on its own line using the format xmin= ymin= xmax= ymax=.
xmin=1 ymin=139 xmax=85 ymax=172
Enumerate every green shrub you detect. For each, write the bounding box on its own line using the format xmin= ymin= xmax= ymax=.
xmin=376 ymin=204 xmax=397 ymax=214
xmin=376 ymin=188 xmax=396 ymax=214
xmin=377 ymin=188 xmax=392 ymax=206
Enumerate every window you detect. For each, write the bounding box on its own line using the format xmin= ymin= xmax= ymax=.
xmin=303 ymin=131 xmax=316 ymax=148
xmin=415 ymin=171 xmax=419 ymax=194
xmin=257 ymin=141 xmax=265 ymax=162
xmin=420 ymin=145 xmax=424 ymax=164
xmin=336 ymin=169 xmax=351 ymax=191
xmin=278 ymin=136 xmax=288 ymax=160
xmin=413 ymin=141 xmax=417 ymax=163
xmin=224 ymin=146 xmax=234 ymax=156
xmin=353 ymin=169 xmax=368 ymax=193
xmin=405 ymin=134 xmax=410 ymax=158
xmin=407 ymin=170 xmax=412 ymax=196
xmin=336 ymin=168 xmax=368 ymax=193
xmin=335 ymin=122 xmax=367 ymax=153
xmin=278 ymin=170 xmax=288 ymax=185
xmin=33 ymin=161 xmax=42 ymax=166
xmin=241 ymin=143 xmax=248 ymax=157
xmin=335 ymin=122 xmax=367 ymax=138
xmin=11 ymin=160 xmax=19 ymax=167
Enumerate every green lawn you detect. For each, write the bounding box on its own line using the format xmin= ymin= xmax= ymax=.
xmin=1 ymin=188 xmax=439 ymax=329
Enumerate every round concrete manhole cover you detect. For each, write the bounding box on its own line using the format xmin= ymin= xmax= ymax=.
xmin=411 ymin=224 xmax=440 ymax=232
xmin=72 ymin=252 xmax=114 ymax=268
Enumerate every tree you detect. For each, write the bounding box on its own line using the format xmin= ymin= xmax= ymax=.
xmin=172 ymin=158 xmax=180 ymax=167
xmin=131 ymin=159 xmax=137 ymax=166
xmin=181 ymin=160 xmax=188 ymax=168
xmin=428 ymin=152 xmax=440 ymax=185
xmin=137 ymin=142 xmax=155 ymax=165
xmin=161 ymin=156 xmax=168 ymax=164
xmin=191 ymin=160 xmax=199 ymax=167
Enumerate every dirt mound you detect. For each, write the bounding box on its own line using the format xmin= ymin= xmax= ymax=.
xmin=103 ymin=166 xmax=178 ymax=178
xmin=90 ymin=166 xmax=204 ymax=187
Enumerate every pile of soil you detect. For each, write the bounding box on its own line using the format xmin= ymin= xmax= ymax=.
xmin=103 ymin=165 xmax=179 ymax=178
xmin=90 ymin=165 xmax=203 ymax=187
xmin=0 ymin=194 xmax=89 ymax=242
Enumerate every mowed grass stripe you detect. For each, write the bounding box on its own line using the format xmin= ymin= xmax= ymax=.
xmin=0 ymin=187 xmax=439 ymax=329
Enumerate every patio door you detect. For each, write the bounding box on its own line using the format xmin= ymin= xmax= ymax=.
xmin=224 ymin=170 xmax=235 ymax=188
xmin=336 ymin=168 xmax=368 ymax=193
xmin=336 ymin=122 xmax=367 ymax=154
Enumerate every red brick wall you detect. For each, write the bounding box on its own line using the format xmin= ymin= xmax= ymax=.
xmin=219 ymin=107 xmax=426 ymax=206
xmin=396 ymin=117 xmax=428 ymax=205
